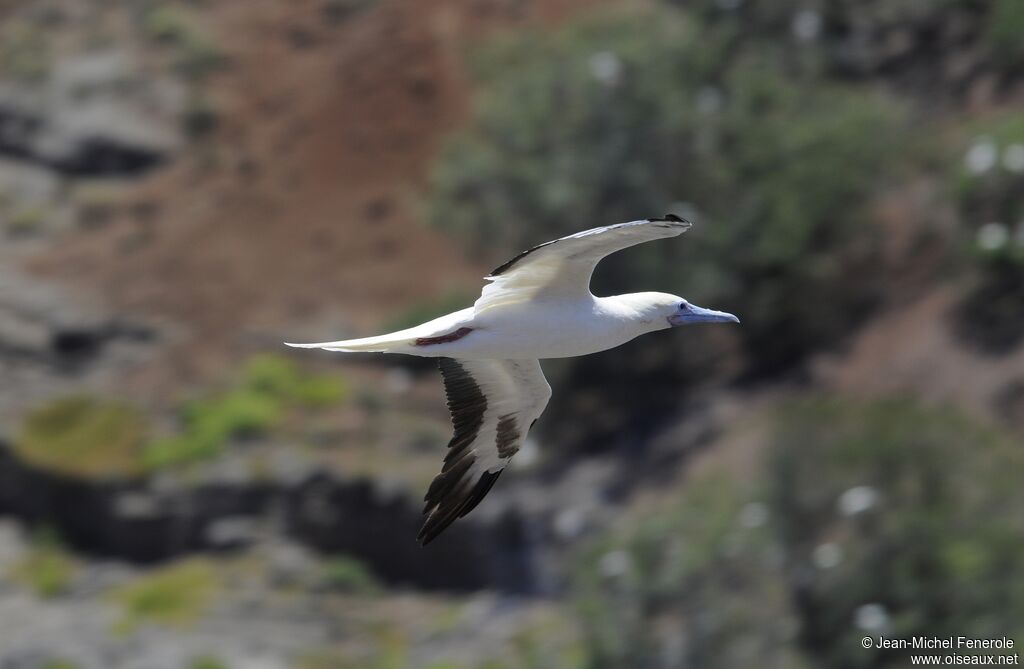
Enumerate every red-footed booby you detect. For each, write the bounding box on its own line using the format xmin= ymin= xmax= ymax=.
xmin=287 ymin=216 xmax=738 ymax=544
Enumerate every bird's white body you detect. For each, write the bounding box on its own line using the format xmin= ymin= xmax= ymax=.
xmin=286 ymin=217 xmax=738 ymax=544
xmin=357 ymin=295 xmax=664 ymax=360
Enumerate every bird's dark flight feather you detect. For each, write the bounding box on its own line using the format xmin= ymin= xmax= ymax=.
xmin=419 ymin=358 xmax=496 ymax=545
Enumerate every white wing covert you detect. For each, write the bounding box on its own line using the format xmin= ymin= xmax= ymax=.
xmin=473 ymin=216 xmax=691 ymax=314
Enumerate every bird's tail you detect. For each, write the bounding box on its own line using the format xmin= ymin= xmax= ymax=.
xmin=284 ymin=329 xmax=417 ymax=353
xmin=286 ymin=306 xmax=476 ymax=355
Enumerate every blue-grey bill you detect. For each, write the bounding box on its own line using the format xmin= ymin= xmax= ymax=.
xmin=669 ymin=304 xmax=740 ymax=326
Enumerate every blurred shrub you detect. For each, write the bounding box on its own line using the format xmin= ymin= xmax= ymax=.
xmin=143 ymin=387 xmax=281 ymax=469
xmin=141 ymin=389 xmax=281 ymax=469
xmin=573 ymin=398 xmax=1024 ymax=668
xmin=13 ymin=356 xmax=345 ymax=476
xmin=15 ymin=396 xmax=150 ymax=478
xmin=986 ymin=0 xmax=1024 ymax=66
xmin=573 ymin=478 xmax=807 ymax=669
xmin=39 ymin=661 xmax=81 ymax=669
xmin=189 ymin=657 xmax=228 ymax=669
xmin=296 ymin=649 xmax=404 ymax=669
xmin=951 ymin=116 xmax=1024 ymax=352
xmin=9 ymin=530 xmax=77 ymax=599
xmin=954 ymin=254 xmax=1024 ymax=353
xmin=143 ymin=5 xmax=197 ymax=43
xmin=954 ymin=117 xmax=1024 ymax=242
xmin=187 ymin=385 xmax=281 ymax=438
xmin=6 ymin=205 xmax=48 ymax=237
xmin=144 ymin=354 xmax=346 ymax=469
xmin=429 ymin=7 xmax=904 ymax=374
xmin=0 ymin=20 xmax=50 ymax=81
xmin=319 ymin=555 xmax=380 ymax=593
xmin=110 ymin=559 xmax=219 ymax=632
xmin=243 ymin=353 xmax=348 ymax=408
xmin=677 ymin=0 xmax=1021 ymax=80
xmin=142 ymin=5 xmax=224 ymax=81
xmin=771 ymin=398 xmax=1024 ymax=667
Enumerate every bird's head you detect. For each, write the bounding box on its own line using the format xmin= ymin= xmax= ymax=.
xmin=618 ymin=292 xmax=739 ymax=330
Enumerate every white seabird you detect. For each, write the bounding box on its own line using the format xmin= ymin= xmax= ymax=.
xmin=287 ymin=216 xmax=738 ymax=544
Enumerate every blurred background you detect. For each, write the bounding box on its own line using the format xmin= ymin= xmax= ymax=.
xmin=0 ymin=0 xmax=1022 ymax=667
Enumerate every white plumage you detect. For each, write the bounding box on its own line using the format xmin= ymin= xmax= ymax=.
xmin=286 ymin=216 xmax=738 ymax=544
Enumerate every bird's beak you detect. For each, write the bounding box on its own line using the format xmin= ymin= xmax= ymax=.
xmin=668 ymin=303 xmax=740 ymax=326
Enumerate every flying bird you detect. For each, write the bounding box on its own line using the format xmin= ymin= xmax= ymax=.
xmin=286 ymin=216 xmax=738 ymax=544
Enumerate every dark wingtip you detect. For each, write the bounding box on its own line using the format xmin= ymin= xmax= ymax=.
xmin=418 ymin=467 xmax=503 ymax=546
xmin=648 ymin=213 xmax=690 ymax=224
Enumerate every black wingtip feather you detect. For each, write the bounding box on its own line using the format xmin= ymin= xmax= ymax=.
xmin=418 ymin=469 xmax=503 ymax=545
xmin=647 ymin=213 xmax=690 ymax=224
xmin=458 ymin=469 xmax=502 ymax=519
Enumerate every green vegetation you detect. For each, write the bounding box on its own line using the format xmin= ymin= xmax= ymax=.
xmin=295 ymin=631 xmax=407 ymax=669
xmin=770 ymin=399 xmax=1024 ymax=667
xmin=15 ymin=396 xmax=150 ymax=478
xmin=429 ymin=7 xmax=906 ymax=373
xmin=142 ymin=5 xmax=224 ymax=81
xmin=294 ymin=651 xmax=362 ymax=669
xmin=189 ymin=656 xmax=229 ymax=669
xmin=677 ymin=0 xmax=1021 ymax=78
xmin=144 ymin=354 xmax=347 ymax=469
xmin=573 ymin=478 xmax=803 ymax=669
xmin=243 ymin=354 xmax=348 ymax=408
xmin=0 ymin=20 xmax=50 ymax=81
xmin=14 ymin=355 xmax=346 ymax=477
xmin=6 ymin=206 xmax=48 ymax=236
xmin=954 ymin=115 xmax=1024 ymax=251
xmin=143 ymin=5 xmax=199 ymax=43
xmin=951 ymin=115 xmax=1024 ymax=351
xmin=987 ymin=0 xmax=1024 ymax=66
xmin=9 ymin=531 xmax=77 ymax=599
xmin=319 ymin=555 xmax=380 ymax=593
xmin=141 ymin=3 xmax=224 ymax=141
xmin=572 ymin=398 xmax=1024 ymax=668
xmin=293 ymin=613 xmax=581 ymax=669
xmin=39 ymin=661 xmax=81 ymax=669
xmin=141 ymin=389 xmax=281 ymax=469
xmin=110 ymin=559 xmax=220 ymax=632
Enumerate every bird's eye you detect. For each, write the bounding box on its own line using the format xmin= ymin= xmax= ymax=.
xmin=679 ymin=301 xmax=689 ymax=310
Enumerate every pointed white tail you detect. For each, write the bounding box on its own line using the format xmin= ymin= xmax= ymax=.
xmin=284 ymin=331 xmax=415 ymax=353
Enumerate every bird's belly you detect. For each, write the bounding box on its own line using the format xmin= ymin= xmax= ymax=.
xmin=450 ymin=312 xmax=632 ymax=360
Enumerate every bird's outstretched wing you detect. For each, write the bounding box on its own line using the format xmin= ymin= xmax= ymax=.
xmin=419 ymin=357 xmax=551 ymax=545
xmin=474 ymin=215 xmax=691 ymax=314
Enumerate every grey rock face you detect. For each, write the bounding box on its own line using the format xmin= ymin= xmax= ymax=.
xmin=0 ymin=439 xmax=543 ymax=593
xmin=0 ymin=50 xmax=184 ymax=177
xmin=0 ymin=265 xmax=157 ymax=419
